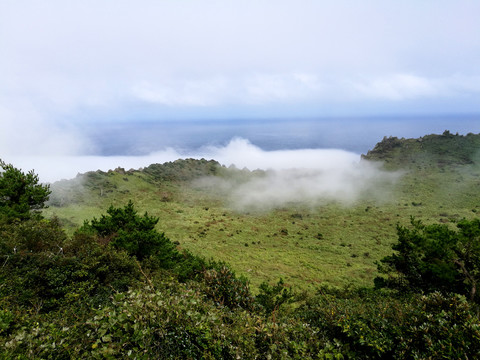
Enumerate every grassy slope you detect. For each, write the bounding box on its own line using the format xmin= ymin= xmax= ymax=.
xmin=43 ymin=134 xmax=480 ymax=292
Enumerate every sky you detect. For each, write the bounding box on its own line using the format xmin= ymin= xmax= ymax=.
xmin=1 ymin=1 xmax=480 ymax=180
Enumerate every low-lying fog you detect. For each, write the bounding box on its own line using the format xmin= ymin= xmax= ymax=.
xmin=8 ymin=138 xmax=401 ymax=209
xmin=194 ymin=139 xmax=400 ymax=210
xmin=8 ymin=138 xmax=372 ymax=181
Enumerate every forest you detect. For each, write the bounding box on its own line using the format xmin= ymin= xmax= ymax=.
xmin=1 ymin=132 xmax=480 ymax=359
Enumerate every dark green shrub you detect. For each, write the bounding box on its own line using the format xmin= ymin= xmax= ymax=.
xmin=297 ymin=288 xmax=480 ymax=359
xmin=376 ymin=217 xmax=480 ymax=302
xmin=173 ymin=249 xmax=208 ymax=282
xmin=256 ymin=278 xmax=295 ymax=316
xmin=0 ymin=219 xmax=140 ymax=312
xmin=202 ymin=261 xmax=255 ymax=311
xmin=79 ymin=200 xmax=180 ymax=264
xmin=0 ymin=217 xmax=66 ymax=255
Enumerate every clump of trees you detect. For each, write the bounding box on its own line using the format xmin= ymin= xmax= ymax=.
xmin=0 ymin=160 xmax=479 ymax=358
xmin=376 ymin=217 xmax=480 ymax=302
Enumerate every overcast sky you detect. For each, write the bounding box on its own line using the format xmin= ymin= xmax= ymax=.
xmin=1 ymin=1 xmax=480 ymax=158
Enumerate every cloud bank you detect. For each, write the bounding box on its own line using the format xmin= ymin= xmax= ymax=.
xmin=193 ymin=139 xmax=400 ymax=211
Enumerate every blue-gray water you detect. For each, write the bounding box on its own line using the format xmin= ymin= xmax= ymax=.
xmin=85 ymin=115 xmax=480 ymax=156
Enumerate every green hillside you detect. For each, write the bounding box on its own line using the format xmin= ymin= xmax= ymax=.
xmin=43 ymin=133 xmax=480 ymax=291
xmin=2 ymin=132 xmax=480 ymax=358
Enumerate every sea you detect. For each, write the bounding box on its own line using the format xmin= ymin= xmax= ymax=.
xmin=85 ymin=114 xmax=480 ymax=156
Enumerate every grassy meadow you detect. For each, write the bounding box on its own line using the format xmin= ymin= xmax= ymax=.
xmin=43 ymin=132 xmax=480 ymax=292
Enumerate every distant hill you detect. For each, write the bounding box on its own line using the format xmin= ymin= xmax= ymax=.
xmin=362 ymin=131 xmax=480 ymax=169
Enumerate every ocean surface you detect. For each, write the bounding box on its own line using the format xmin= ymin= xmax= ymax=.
xmin=84 ymin=115 xmax=480 ymax=156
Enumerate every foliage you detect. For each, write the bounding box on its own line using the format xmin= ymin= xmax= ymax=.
xmin=0 ymin=309 xmax=13 ymax=336
xmin=0 ymin=218 xmax=140 ymax=312
xmin=298 ymin=288 xmax=480 ymax=359
xmin=0 ymin=273 xmax=317 ymax=359
xmin=0 ymin=217 xmax=66 ymax=254
xmin=256 ymin=278 xmax=295 ymax=315
xmin=83 ymin=286 xmax=258 ymax=359
xmin=3 ymin=283 xmax=478 ymax=359
xmin=0 ymin=159 xmax=51 ymax=222
xmin=80 ymin=200 xmax=179 ymax=263
xmin=201 ymin=261 xmax=255 ymax=311
xmin=376 ymin=217 xmax=480 ymax=301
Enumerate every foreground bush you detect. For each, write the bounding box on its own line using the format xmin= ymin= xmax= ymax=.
xmin=376 ymin=217 xmax=480 ymax=302
xmin=4 ymin=284 xmax=478 ymax=359
xmin=1 ymin=281 xmax=323 ymax=359
xmin=80 ymin=202 xmax=257 ymax=311
xmin=0 ymin=218 xmax=140 ymax=312
xmin=297 ymin=288 xmax=480 ymax=359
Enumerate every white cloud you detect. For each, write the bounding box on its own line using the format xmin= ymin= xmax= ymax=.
xmin=6 ymin=137 xmax=367 ymax=183
xmin=349 ymin=73 xmax=480 ymax=102
xmin=132 ymin=78 xmax=229 ymax=107
xmin=244 ymin=73 xmax=323 ymax=104
xmin=129 ymin=72 xmax=325 ymax=108
xmin=129 ymin=72 xmax=480 ymax=109
xmin=7 ymin=149 xmax=183 ymax=183
xmin=351 ymin=74 xmax=438 ymax=101
xmin=131 ymin=72 xmax=325 ymax=107
xmin=197 ymin=138 xmax=358 ymax=171
xmin=222 ymin=164 xmax=399 ymax=211
xmin=438 ymin=74 xmax=480 ymax=95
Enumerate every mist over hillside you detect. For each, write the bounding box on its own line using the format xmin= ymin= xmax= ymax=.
xmin=48 ymin=131 xmax=480 ymax=214
xmin=194 ymin=159 xmax=400 ymax=211
xmin=47 ymin=137 xmax=405 ymax=212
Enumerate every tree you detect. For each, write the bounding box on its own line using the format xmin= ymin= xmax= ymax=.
xmin=80 ymin=201 xmax=179 ymax=263
xmin=376 ymin=217 xmax=480 ymax=302
xmin=0 ymin=159 xmax=51 ymax=222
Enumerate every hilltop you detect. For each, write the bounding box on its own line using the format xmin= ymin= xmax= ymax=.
xmin=362 ymin=130 xmax=480 ymax=168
